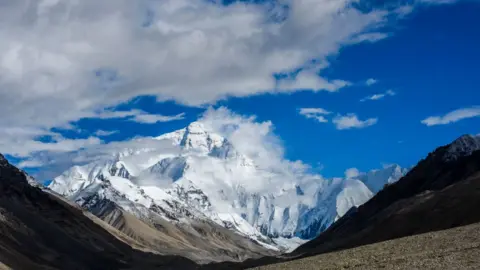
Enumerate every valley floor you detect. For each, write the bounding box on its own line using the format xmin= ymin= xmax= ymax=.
xmin=251 ymin=221 xmax=480 ymax=270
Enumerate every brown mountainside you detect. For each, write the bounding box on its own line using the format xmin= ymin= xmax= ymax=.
xmin=0 ymin=154 xmax=199 ymax=270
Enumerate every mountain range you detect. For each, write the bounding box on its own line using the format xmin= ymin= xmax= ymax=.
xmin=48 ymin=121 xmax=407 ymax=255
xmin=1 ymin=122 xmax=479 ymax=269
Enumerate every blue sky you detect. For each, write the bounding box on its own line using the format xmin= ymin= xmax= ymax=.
xmin=1 ymin=0 xmax=479 ymax=181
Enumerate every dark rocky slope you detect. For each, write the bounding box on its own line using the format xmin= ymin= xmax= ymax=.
xmin=0 ymin=154 xmax=198 ymax=270
xmin=295 ymin=135 xmax=480 ymax=255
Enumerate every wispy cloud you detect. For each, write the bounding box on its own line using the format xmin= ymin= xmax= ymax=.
xmin=299 ymin=108 xmax=332 ymax=123
xmin=278 ymin=69 xmax=351 ymax=93
xmin=95 ymin=110 xmax=186 ymax=124
xmin=130 ymin=112 xmax=186 ymax=124
xmin=333 ymin=114 xmax=378 ymax=130
xmin=360 ymin=90 xmax=396 ymax=102
xmin=365 ymin=78 xmax=378 ymax=86
xmin=300 ymin=108 xmax=378 ymax=130
xmin=419 ymin=0 xmax=458 ymax=4
xmin=0 ymin=129 xmax=102 ymax=158
xmin=421 ymin=107 xmax=480 ymax=126
xmin=349 ymin=33 xmax=390 ymax=44
xmin=94 ymin=130 xmax=119 ymax=137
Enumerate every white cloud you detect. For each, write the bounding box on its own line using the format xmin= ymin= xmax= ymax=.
xmin=94 ymin=110 xmax=185 ymax=124
xmin=300 ymin=108 xmax=379 ymax=130
xmin=299 ymin=107 xmax=331 ymax=123
xmin=333 ymin=113 xmax=378 ymax=130
xmin=394 ymin=5 xmax=414 ymax=17
xmin=0 ymin=0 xmax=410 ymax=153
xmin=130 ymin=112 xmax=185 ymax=124
xmin=199 ymin=107 xmax=284 ymax=169
xmin=345 ymin=167 xmax=360 ymax=179
xmin=18 ymin=137 xmax=182 ymax=181
xmin=349 ymin=33 xmax=390 ymax=44
xmin=365 ymin=78 xmax=378 ymax=86
xmin=360 ymin=89 xmax=396 ymax=102
xmin=20 ymin=107 xmax=324 ymax=194
xmin=94 ymin=130 xmax=119 ymax=137
xmin=186 ymin=107 xmax=325 ymax=196
xmin=0 ymin=127 xmax=102 ymax=158
xmin=0 ymin=108 xmax=183 ymax=158
xmin=278 ymin=69 xmax=351 ymax=92
xmin=421 ymin=107 xmax=480 ymax=126
xmin=0 ymin=0 xmax=454 ymax=161
xmin=17 ymin=159 xmax=45 ymax=168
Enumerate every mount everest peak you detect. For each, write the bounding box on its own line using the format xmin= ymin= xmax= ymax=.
xmin=48 ymin=121 xmax=408 ymax=250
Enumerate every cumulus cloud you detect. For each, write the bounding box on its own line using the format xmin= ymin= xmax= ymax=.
xmin=0 ymin=0 xmax=454 ymax=169
xmin=333 ymin=114 xmax=378 ymax=130
xmin=20 ymin=107 xmax=324 ymax=194
xmin=421 ymin=107 xmax=480 ymax=126
xmin=299 ymin=107 xmax=332 ymax=123
xmin=0 ymin=0 xmax=410 ymax=155
xmin=200 ymin=107 xmax=285 ymax=169
xmin=360 ymin=89 xmax=396 ymax=102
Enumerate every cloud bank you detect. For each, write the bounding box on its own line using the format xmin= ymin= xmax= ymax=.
xmin=0 ymin=0 xmax=408 ymax=158
xmin=20 ymin=107 xmax=320 ymax=187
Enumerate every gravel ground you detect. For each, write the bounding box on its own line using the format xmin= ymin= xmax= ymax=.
xmin=251 ymin=222 xmax=480 ymax=270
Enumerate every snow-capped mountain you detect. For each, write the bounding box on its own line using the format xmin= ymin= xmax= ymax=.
xmin=356 ymin=164 xmax=408 ymax=194
xmin=444 ymin=134 xmax=480 ymax=161
xmin=48 ymin=121 xmax=407 ymax=249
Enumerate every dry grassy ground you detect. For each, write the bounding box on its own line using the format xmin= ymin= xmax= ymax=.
xmin=252 ymin=221 xmax=480 ymax=270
